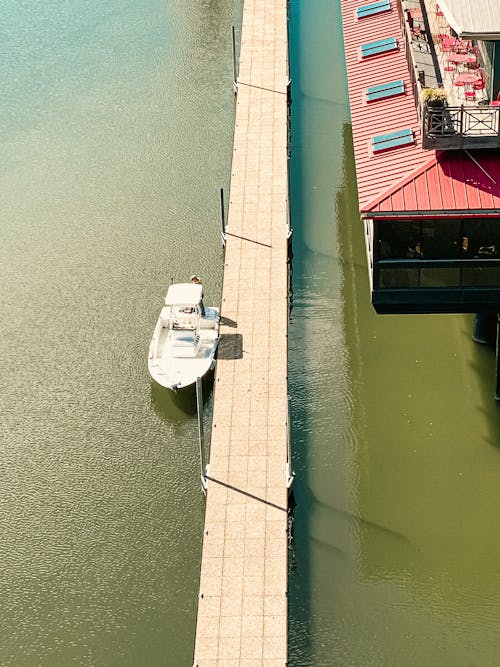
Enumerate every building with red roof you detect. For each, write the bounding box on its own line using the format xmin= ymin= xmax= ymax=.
xmin=341 ymin=0 xmax=500 ymax=313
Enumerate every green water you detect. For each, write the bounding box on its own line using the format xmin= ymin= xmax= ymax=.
xmin=1 ymin=1 xmax=240 ymax=664
xmin=288 ymin=1 xmax=500 ymax=665
xmin=3 ymin=0 xmax=500 ymax=665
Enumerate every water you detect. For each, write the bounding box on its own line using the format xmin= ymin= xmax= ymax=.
xmin=288 ymin=1 xmax=500 ymax=665
xmin=4 ymin=0 xmax=500 ymax=665
xmin=1 ymin=1 xmax=240 ymax=664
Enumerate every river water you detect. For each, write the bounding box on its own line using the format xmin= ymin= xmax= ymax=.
xmin=1 ymin=1 xmax=240 ymax=664
xmin=3 ymin=0 xmax=500 ymax=665
xmin=288 ymin=1 xmax=500 ymax=666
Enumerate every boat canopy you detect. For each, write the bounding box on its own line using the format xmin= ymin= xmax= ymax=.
xmin=165 ymin=282 xmax=203 ymax=307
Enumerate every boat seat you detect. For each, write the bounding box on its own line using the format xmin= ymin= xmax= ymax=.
xmin=173 ymin=319 xmax=196 ymax=330
xmin=199 ymin=317 xmax=216 ymax=330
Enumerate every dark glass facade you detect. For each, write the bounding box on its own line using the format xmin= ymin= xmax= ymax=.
xmin=371 ymin=217 xmax=500 ymax=313
xmin=377 ymin=217 xmax=500 ymax=263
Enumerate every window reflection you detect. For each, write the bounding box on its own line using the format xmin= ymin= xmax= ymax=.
xmin=421 ymin=220 xmax=460 ymax=259
xmin=378 ymin=220 xmax=421 ymax=259
xmin=376 ymin=218 xmax=500 ymax=290
xmin=420 ymin=268 xmax=460 ymax=287
xmin=378 ymin=268 xmax=419 ymax=288
xmin=462 ymin=220 xmax=500 ymax=259
xmin=461 ymin=267 xmax=500 ymax=287
xmin=378 ymin=218 xmax=500 ymax=261
xmin=376 ymin=265 xmax=500 ymax=289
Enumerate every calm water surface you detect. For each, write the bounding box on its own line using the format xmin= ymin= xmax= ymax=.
xmin=288 ymin=1 xmax=500 ymax=666
xmin=1 ymin=1 xmax=240 ymax=664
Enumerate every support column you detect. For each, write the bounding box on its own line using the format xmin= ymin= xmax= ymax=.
xmin=496 ymin=315 xmax=500 ymax=401
xmin=472 ymin=312 xmax=497 ymax=345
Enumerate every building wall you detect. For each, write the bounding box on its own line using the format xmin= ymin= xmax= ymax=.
xmin=368 ymin=216 xmax=500 ymax=313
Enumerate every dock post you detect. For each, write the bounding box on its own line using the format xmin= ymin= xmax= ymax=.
xmin=286 ymin=394 xmax=295 ymax=490
xmin=220 ymin=187 xmax=227 ymax=247
xmin=495 ymin=315 xmax=500 ymax=401
xmin=231 ymin=26 xmax=238 ymax=94
xmin=473 ymin=312 xmax=496 ymax=345
xmin=196 ymin=377 xmax=208 ymax=492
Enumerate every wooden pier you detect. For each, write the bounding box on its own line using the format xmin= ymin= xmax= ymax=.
xmin=192 ymin=0 xmax=291 ymax=665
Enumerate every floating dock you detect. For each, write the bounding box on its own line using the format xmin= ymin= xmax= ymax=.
xmin=192 ymin=0 xmax=291 ymax=664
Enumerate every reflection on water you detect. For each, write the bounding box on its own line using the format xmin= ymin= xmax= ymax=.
xmin=150 ymin=371 xmax=215 ymax=423
xmin=0 ymin=0 xmax=241 ymax=664
xmin=288 ymin=0 xmax=500 ymax=664
xmin=338 ymin=120 xmax=500 ymax=665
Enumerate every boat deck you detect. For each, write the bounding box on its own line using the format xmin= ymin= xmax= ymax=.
xmin=192 ymin=1 xmax=290 ymax=665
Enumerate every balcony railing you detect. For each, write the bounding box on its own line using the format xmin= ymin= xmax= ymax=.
xmin=422 ymin=105 xmax=500 ymax=149
xmin=375 ymin=258 xmax=500 ymax=289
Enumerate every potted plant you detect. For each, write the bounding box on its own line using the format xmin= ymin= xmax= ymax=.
xmin=422 ymin=87 xmax=448 ymax=107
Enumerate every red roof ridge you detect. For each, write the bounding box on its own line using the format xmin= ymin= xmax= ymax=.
xmin=361 ymin=148 xmax=500 ymax=214
xmin=340 ymin=0 xmax=431 ymax=209
xmin=361 ymin=151 xmax=440 ymax=213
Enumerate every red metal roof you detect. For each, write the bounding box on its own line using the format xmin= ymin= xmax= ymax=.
xmin=365 ymin=150 xmax=500 ymax=214
xmin=340 ymin=0 xmax=431 ymax=210
xmin=340 ymin=0 xmax=500 ymax=217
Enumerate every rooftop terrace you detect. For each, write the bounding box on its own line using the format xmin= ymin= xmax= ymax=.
xmin=403 ymin=0 xmax=500 ymax=149
xmin=340 ymin=0 xmax=500 ymax=213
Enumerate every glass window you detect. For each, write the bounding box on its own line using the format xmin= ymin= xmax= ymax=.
xmin=378 ymin=268 xmax=420 ymax=288
xmin=378 ymin=218 xmax=500 ymax=260
xmin=479 ymin=40 xmax=495 ymax=99
xmin=461 ymin=267 xmax=500 ymax=287
xmin=462 ymin=219 xmax=500 ymax=258
xmin=378 ymin=219 xmax=464 ymax=260
xmin=378 ymin=220 xmax=422 ymax=259
xmin=420 ymin=267 xmax=460 ymax=287
xmin=421 ymin=220 xmax=461 ymax=259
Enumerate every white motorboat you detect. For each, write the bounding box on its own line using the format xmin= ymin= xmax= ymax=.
xmin=148 ymin=282 xmax=220 ymax=390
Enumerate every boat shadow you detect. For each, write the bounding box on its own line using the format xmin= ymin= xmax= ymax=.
xmin=150 ymin=369 xmax=215 ymax=422
xmin=217 ymin=333 xmax=243 ymax=360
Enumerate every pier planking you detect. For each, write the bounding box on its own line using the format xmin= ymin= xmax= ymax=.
xmin=192 ymin=1 xmax=290 ymax=665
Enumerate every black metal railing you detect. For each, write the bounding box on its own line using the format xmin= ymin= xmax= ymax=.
xmin=422 ymin=105 xmax=500 ymax=149
xmin=374 ymin=258 xmax=500 ymax=289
